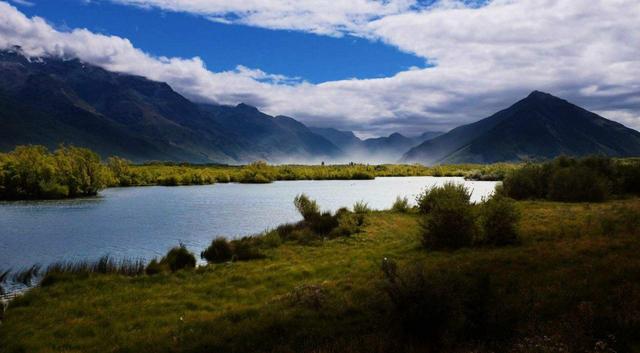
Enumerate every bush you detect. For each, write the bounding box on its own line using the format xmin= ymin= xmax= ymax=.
xmin=352 ymin=201 xmax=371 ymax=214
xmin=145 ymin=259 xmax=163 ymax=275
xmin=501 ymin=156 xmax=640 ymax=202
xmin=229 ymin=238 xmax=265 ymax=261
xmin=501 ymin=164 xmax=549 ymax=200
xmin=547 ymin=166 xmax=610 ymax=202
xmin=417 ymin=182 xmax=470 ymax=214
xmin=418 ymin=183 xmax=476 ymax=250
xmin=201 ymin=238 xmax=233 ymax=263
xmin=329 ymin=212 xmax=361 ymax=238
xmin=294 ymin=194 xmax=321 ymax=221
xmin=391 ymin=196 xmax=410 ymax=213
xmin=381 ymin=259 xmax=493 ymax=348
xmin=307 ymin=211 xmax=340 ymax=235
xmin=160 ymin=244 xmax=196 ymax=272
xmin=478 ymin=195 xmax=520 ymax=246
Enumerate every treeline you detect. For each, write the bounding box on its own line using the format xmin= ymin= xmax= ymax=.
xmin=0 ymin=145 xmax=518 ymax=200
xmin=502 ymin=155 xmax=640 ymax=202
xmin=0 ymin=145 xmax=109 ymax=200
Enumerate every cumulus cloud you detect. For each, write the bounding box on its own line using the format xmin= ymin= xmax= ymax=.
xmin=0 ymin=0 xmax=639 ymax=135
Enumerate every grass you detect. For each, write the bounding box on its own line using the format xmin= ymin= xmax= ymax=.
xmin=1 ymin=199 xmax=640 ymax=352
xmin=115 ymin=161 xmax=519 ymax=186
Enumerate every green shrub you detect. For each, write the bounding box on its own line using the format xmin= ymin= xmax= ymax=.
xmin=501 ymin=164 xmax=549 ymax=200
xmin=478 ymin=195 xmax=520 ymax=246
xmin=145 ymin=259 xmax=164 ymax=275
xmin=0 ymin=145 xmax=109 ymax=200
xmin=352 ymin=201 xmax=371 ymax=214
xmin=294 ymin=194 xmax=321 ymax=221
xmin=157 ymin=175 xmax=180 ymax=186
xmin=418 ymin=183 xmax=476 ymax=250
xmin=307 ymin=211 xmax=340 ymax=235
xmin=160 ymin=244 xmax=196 ymax=272
xmin=547 ymin=166 xmax=610 ymax=202
xmin=329 ymin=212 xmax=361 ymax=238
xmin=201 ymin=238 xmax=233 ymax=263
xmin=381 ymin=259 xmax=493 ymax=348
xmin=391 ymin=196 xmax=410 ymax=213
xmin=229 ymin=238 xmax=265 ymax=261
xmin=417 ymin=182 xmax=470 ymax=214
xmin=501 ymin=156 xmax=640 ymax=202
xmin=288 ymin=227 xmax=319 ymax=245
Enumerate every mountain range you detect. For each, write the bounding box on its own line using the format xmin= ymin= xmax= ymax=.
xmin=0 ymin=49 xmax=436 ymax=164
xmin=402 ymin=91 xmax=640 ymax=164
xmin=1 ymin=49 xmax=640 ymax=165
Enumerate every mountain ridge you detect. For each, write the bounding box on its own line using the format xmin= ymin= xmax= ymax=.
xmin=403 ymin=91 xmax=640 ymax=164
xmin=0 ymin=50 xmax=341 ymax=164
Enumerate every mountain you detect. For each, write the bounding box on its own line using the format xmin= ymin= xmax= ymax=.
xmin=308 ymin=127 xmax=362 ymax=151
xmin=403 ymin=91 xmax=640 ymax=164
xmin=0 ymin=49 xmax=340 ymax=163
xmin=310 ymin=127 xmax=443 ymax=163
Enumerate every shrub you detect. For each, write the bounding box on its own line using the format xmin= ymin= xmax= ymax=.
xmin=615 ymin=161 xmax=640 ymax=195
xmin=145 ymin=259 xmax=163 ymax=275
xmin=418 ymin=183 xmax=476 ymax=250
xmin=501 ymin=164 xmax=549 ymax=200
xmin=229 ymin=238 xmax=265 ymax=261
xmin=381 ymin=259 xmax=493 ymax=348
xmin=478 ymin=195 xmax=520 ymax=246
xmin=201 ymin=238 xmax=233 ymax=263
xmin=391 ymin=196 xmax=410 ymax=213
xmin=329 ymin=212 xmax=361 ymax=238
xmin=307 ymin=211 xmax=340 ymax=235
xmin=160 ymin=244 xmax=196 ymax=272
xmin=352 ymin=201 xmax=371 ymax=214
xmin=294 ymin=194 xmax=321 ymax=221
xmin=547 ymin=166 xmax=610 ymax=202
xmin=417 ymin=182 xmax=470 ymax=214
xmin=288 ymin=227 xmax=319 ymax=245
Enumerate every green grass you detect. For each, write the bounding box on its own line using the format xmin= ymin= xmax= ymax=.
xmin=1 ymin=199 xmax=640 ymax=352
xmin=117 ymin=161 xmax=519 ymax=186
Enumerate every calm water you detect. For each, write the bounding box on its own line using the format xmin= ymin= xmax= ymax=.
xmin=0 ymin=177 xmax=497 ymax=269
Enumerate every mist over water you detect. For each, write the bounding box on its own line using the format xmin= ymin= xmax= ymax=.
xmin=0 ymin=177 xmax=497 ymax=269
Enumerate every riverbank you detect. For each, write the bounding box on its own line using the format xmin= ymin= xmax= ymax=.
xmin=2 ymin=198 xmax=639 ymax=352
xmin=0 ymin=145 xmax=517 ymax=200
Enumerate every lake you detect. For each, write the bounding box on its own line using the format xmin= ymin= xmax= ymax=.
xmin=0 ymin=177 xmax=497 ymax=269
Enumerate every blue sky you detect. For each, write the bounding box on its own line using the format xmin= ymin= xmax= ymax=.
xmin=15 ymin=0 xmax=426 ymax=83
xmin=2 ymin=0 xmax=639 ymax=136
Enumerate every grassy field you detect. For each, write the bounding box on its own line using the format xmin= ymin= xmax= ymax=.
xmin=115 ymin=160 xmax=516 ymax=186
xmin=1 ymin=198 xmax=639 ymax=352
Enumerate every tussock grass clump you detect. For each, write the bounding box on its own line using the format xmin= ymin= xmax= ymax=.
xmin=158 ymin=244 xmax=196 ymax=272
xmin=352 ymin=201 xmax=371 ymax=214
xmin=391 ymin=196 xmax=411 ymax=213
xmin=201 ymin=238 xmax=234 ymax=263
xmin=294 ymin=194 xmax=321 ymax=221
xmin=200 ymin=237 xmax=265 ymax=264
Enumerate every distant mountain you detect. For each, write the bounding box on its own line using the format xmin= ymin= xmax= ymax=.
xmin=308 ymin=127 xmax=362 ymax=152
xmin=0 ymin=49 xmax=340 ymax=163
xmin=310 ymin=127 xmax=443 ymax=163
xmin=403 ymin=91 xmax=640 ymax=164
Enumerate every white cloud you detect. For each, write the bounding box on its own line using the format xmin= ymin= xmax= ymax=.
xmin=0 ymin=0 xmax=639 ymax=135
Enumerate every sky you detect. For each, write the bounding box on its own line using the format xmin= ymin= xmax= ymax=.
xmin=1 ymin=0 xmax=639 ymax=137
